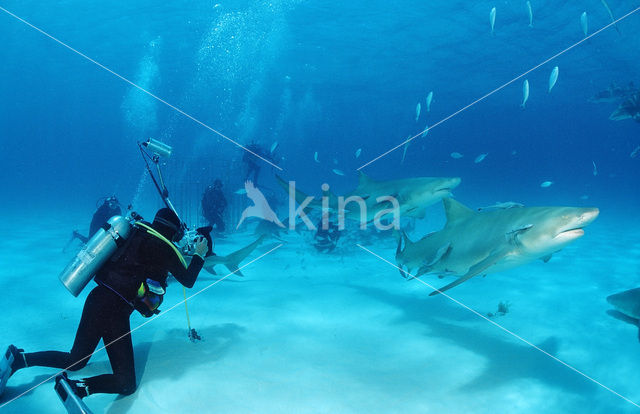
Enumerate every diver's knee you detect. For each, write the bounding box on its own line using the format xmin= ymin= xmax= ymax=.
xmin=66 ymin=356 xmax=88 ymax=371
xmin=118 ymin=376 xmax=137 ymax=396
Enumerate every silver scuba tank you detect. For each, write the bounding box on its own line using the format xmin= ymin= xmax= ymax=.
xmin=59 ymin=215 xmax=132 ymax=297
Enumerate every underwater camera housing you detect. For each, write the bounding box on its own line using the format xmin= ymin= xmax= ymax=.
xmin=178 ymin=226 xmax=213 ymax=257
xmin=141 ymin=138 xmax=172 ymax=158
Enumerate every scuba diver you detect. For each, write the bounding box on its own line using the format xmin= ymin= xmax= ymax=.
xmin=201 ymin=179 xmax=227 ymax=233
xmin=0 ymin=208 xmax=207 ymax=403
xmin=313 ymin=215 xmax=341 ymax=253
xmin=242 ymin=142 xmax=273 ymax=186
xmin=71 ymin=196 xmax=123 ymax=244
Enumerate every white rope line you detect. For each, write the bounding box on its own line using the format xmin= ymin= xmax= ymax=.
xmin=357 ymin=5 xmax=640 ymax=170
xmin=0 ymin=6 xmax=282 ymax=171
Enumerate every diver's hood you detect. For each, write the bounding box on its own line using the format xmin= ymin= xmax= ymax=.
xmin=152 ymin=208 xmax=181 ymax=241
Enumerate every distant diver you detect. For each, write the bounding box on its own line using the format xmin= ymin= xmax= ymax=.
xmin=201 ymin=179 xmax=228 ymax=233
xmin=242 ymin=142 xmax=274 ymax=186
xmin=0 ymin=208 xmax=208 ymax=405
xmin=70 ymin=196 xmax=122 ymax=245
xmin=313 ymin=216 xmax=341 ymax=253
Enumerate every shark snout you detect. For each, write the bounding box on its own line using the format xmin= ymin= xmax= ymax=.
xmin=553 ymin=207 xmax=599 ymax=242
xmin=579 ymin=208 xmax=600 ymax=225
xmin=435 ymin=177 xmax=462 ymax=194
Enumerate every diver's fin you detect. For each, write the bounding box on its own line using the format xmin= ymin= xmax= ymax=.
xmin=0 ymin=346 xmax=15 ymax=397
xmin=54 ymin=373 xmax=93 ymax=414
xmin=429 ymin=247 xmax=509 ymax=296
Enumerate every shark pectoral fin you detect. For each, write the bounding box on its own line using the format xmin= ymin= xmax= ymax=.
xmin=541 ymin=254 xmax=553 ymax=263
xmin=429 ymin=273 xmax=476 ymax=296
xmin=606 ymin=310 xmax=639 ymax=326
xmin=429 ymin=248 xmax=508 ymax=296
xmin=421 ymin=242 xmax=452 ymax=273
xmin=204 ymin=266 xmax=217 ymax=275
xmin=506 ymin=224 xmax=533 ymax=245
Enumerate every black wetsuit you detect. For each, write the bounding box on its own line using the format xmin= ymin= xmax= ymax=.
xmin=201 ymin=187 xmax=227 ymax=232
xmin=74 ymin=204 xmax=123 ymax=244
xmin=24 ymin=225 xmax=204 ymax=395
xmin=243 ymin=144 xmax=266 ymax=186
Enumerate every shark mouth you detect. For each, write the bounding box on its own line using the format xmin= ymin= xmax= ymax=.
xmin=554 ymin=209 xmax=599 ymax=240
xmin=554 ymin=227 xmax=585 ymax=241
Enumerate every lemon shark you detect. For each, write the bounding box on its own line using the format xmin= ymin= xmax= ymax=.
xmin=606 ymin=288 xmax=640 ymax=341
xmin=199 ymin=235 xmax=265 ymax=276
xmin=396 ymin=198 xmax=599 ymax=296
xmin=275 ymin=173 xmax=461 ymax=226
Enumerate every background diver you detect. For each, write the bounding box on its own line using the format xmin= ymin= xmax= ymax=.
xmin=70 ymin=196 xmax=123 ymax=244
xmin=1 ymin=208 xmax=208 ymax=403
xmin=313 ymin=215 xmax=341 ymax=253
xmin=201 ymin=179 xmax=227 ymax=233
xmin=242 ymin=142 xmax=275 ymax=187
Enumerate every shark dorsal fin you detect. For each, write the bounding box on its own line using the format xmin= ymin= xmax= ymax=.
xmin=357 ymin=171 xmax=375 ymax=190
xmin=443 ymin=198 xmax=476 ymax=223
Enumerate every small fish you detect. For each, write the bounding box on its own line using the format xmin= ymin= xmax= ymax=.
xmin=332 ymin=169 xmax=345 ymax=176
xmin=540 ymin=181 xmax=553 ymax=188
xmin=421 ymin=125 xmax=429 ymax=138
xmin=490 ymin=7 xmax=496 ymax=35
xmin=511 ymin=150 xmax=517 ymax=156
xmin=270 ymin=141 xmax=278 ymax=154
xmin=526 ymin=1 xmax=533 ymax=27
xmin=521 ymin=79 xmax=530 ymax=108
xmin=426 ymin=91 xmax=434 ymax=112
xmin=580 ymin=12 xmax=588 ymax=37
xmin=314 ymin=151 xmax=319 ymax=163
xmin=580 ymin=195 xmax=590 ymax=200
xmin=592 ymin=161 xmax=597 ymax=176
xmin=630 ymin=145 xmax=640 ymax=159
xmin=475 ymin=153 xmax=488 ymax=163
xmin=235 ymin=188 xmax=247 ymax=195
xmin=355 ymin=148 xmax=362 ymax=158
xmin=415 ymin=102 xmax=421 ymax=121
xmin=450 ymin=152 xmax=464 ymax=159
xmin=548 ymin=66 xmax=559 ymax=93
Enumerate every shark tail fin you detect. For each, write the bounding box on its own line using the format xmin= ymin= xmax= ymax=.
xmin=395 ymin=231 xmax=414 ymax=278
xmin=395 ymin=230 xmax=413 ymax=256
xmin=222 ymin=235 xmax=266 ymax=277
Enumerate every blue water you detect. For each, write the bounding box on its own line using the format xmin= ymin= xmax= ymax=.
xmin=1 ymin=0 xmax=639 ymax=413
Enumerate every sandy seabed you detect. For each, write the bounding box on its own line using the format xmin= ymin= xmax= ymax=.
xmin=1 ymin=208 xmax=639 ymax=414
